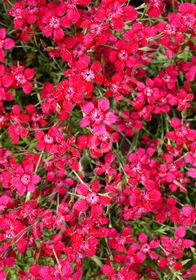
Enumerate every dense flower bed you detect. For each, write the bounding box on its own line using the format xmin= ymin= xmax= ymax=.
xmin=0 ymin=0 xmax=196 ymax=279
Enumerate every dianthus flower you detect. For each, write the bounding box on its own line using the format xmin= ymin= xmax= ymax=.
xmin=11 ymin=161 xmax=41 ymax=196
xmin=80 ymin=99 xmax=118 ymax=136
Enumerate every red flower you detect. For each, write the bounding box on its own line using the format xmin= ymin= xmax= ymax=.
xmin=26 ymin=104 xmax=48 ymax=129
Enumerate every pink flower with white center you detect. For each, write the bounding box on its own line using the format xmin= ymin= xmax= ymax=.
xmin=135 ymin=233 xmax=160 ymax=262
xmin=147 ymin=0 xmax=166 ymax=18
xmin=73 ymin=180 xmax=111 ymax=216
xmin=80 ymin=99 xmax=117 ymax=136
xmin=75 ymin=60 xmax=104 ymax=93
xmin=166 ymin=117 xmax=196 ymax=146
xmin=118 ymin=110 xmax=143 ymax=136
xmin=8 ymin=1 xmax=26 ymax=28
xmin=0 ymin=29 xmax=15 ymax=62
xmin=108 ymin=227 xmax=134 ymax=252
xmin=161 ymin=226 xmax=194 ymax=260
xmin=11 ymin=66 xmax=35 ymax=94
xmin=11 ymin=161 xmax=41 ymax=196
xmin=42 ymin=2 xmax=71 ymax=42
xmin=35 ymin=126 xmax=66 ymax=154
xmin=96 ymin=0 xmax=138 ymax=32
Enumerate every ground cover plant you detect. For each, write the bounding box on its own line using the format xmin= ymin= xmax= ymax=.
xmin=0 ymin=0 xmax=196 ymax=279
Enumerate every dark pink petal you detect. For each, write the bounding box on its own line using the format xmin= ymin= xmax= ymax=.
xmin=0 ymin=269 xmax=6 ymax=280
xmin=182 ymin=239 xmax=194 ymax=248
xmin=0 ymin=28 xmax=6 ymax=39
xmin=105 ymin=112 xmax=117 ymax=124
xmin=123 ymin=6 xmax=138 ymax=21
xmin=91 ymin=180 xmax=101 ymax=193
xmin=43 ymin=25 xmax=53 ymax=37
xmin=24 ymin=68 xmax=35 ymax=80
xmin=28 ymin=183 xmax=35 ymax=193
xmin=170 ymin=117 xmax=181 ymax=129
xmin=77 ymin=184 xmax=89 ymax=196
xmin=175 ymin=226 xmax=186 ymax=239
xmin=54 ymin=27 xmax=64 ymax=41
xmin=80 ymin=116 xmax=91 ymax=127
xmin=187 ymin=168 xmax=196 ymax=178
xmin=37 ymin=141 xmax=46 ymax=151
xmin=99 ymin=195 xmax=111 ymax=206
xmin=73 ymin=199 xmax=89 ymax=213
xmin=67 ymin=7 xmax=80 ymax=22
xmin=173 ymin=247 xmax=183 ymax=259
xmin=93 ymin=123 xmax=106 ymax=136
xmin=135 ymin=251 xmax=146 ymax=263
xmin=111 ymin=17 xmax=125 ymax=32
xmin=68 ymin=159 xmax=79 ymax=171
xmin=102 ymin=265 xmax=115 ymax=277
xmin=3 ymin=38 xmax=15 ymax=49
xmin=60 ymin=16 xmax=71 ymax=28
xmin=62 ymin=263 xmax=73 ymax=277
xmin=63 ymin=99 xmax=73 ymax=112
xmin=27 ymin=14 xmax=37 ymax=24
xmin=31 ymin=174 xmax=41 ymax=184
xmin=22 ymin=81 xmax=32 ymax=94
xmin=91 ymin=61 xmax=102 ymax=73
xmin=105 ymin=151 xmax=115 ymax=164
xmin=138 ymin=233 xmax=147 ymax=243
xmin=2 ymin=74 xmax=14 ymax=87
xmin=0 ymin=48 xmax=5 ymax=62
xmin=82 ymin=101 xmax=94 ymax=114
xmin=182 ymin=205 xmax=194 ymax=216
xmin=149 ymin=250 xmax=159 ymax=260
xmin=39 ymin=266 xmax=50 ymax=278
xmin=98 ymin=99 xmax=109 ymax=111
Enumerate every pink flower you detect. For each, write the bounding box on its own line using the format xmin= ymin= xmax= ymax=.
xmin=161 ymin=226 xmax=194 ymax=259
xmin=73 ymin=180 xmax=111 ymax=216
xmin=11 ymin=66 xmax=35 ymax=94
xmin=80 ymin=99 xmax=117 ymax=136
xmin=11 ymin=161 xmax=41 ymax=196
xmin=96 ymin=0 xmax=138 ymax=32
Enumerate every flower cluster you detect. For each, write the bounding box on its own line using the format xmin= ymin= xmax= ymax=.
xmin=0 ymin=0 xmax=196 ymax=279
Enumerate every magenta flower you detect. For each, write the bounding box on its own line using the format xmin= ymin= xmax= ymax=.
xmin=11 ymin=161 xmax=41 ymax=196
xmin=80 ymin=99 xmax=117 ymax=136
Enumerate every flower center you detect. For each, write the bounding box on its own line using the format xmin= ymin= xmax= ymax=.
xmin=49 ymin=16 xmax=60 ymax=28
xmin=83 ymin=70 xmax=95 ymax=82
xmin=32 ymin=113 xmax=40 ymax=122
xmin=118 ymin=50 xmax=128 ymax=61
xmin=15 ymin=74 xmax=26 ymax=85
xmin=21 ymin=174 xmax=31 ymax=185
xmin=44 ymin=134 xmax=54 ymax=144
